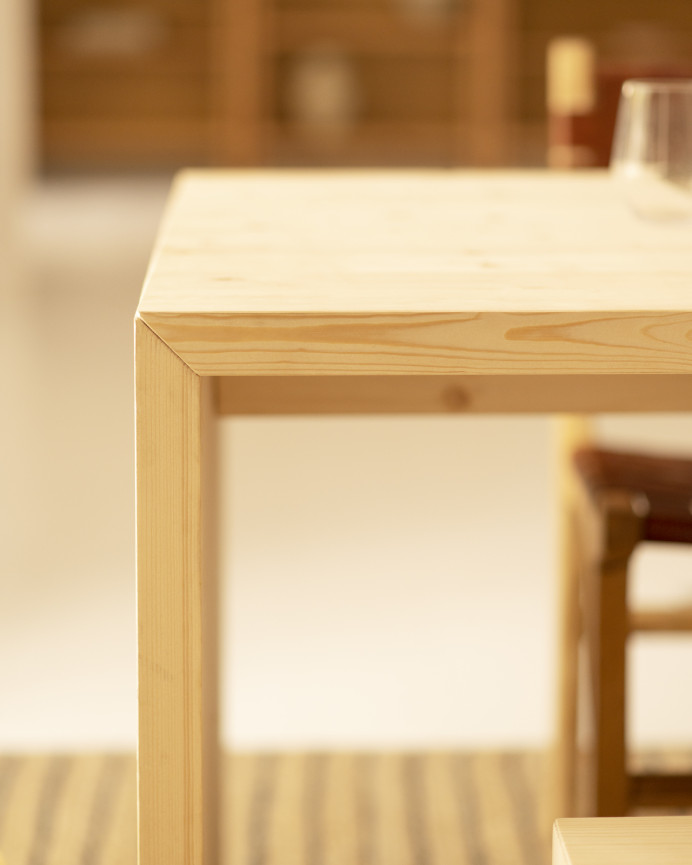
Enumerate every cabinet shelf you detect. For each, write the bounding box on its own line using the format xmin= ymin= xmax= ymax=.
xmin=270 ymin=8 xmax=467 ymax=57
xmin=270 ymin=118 xmax=468 ymax=165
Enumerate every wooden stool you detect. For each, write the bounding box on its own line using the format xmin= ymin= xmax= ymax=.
xmin=553 ymin=816 xmax=692 ymax=865
xmin=565 ymin=445 xmax=692 ymax=816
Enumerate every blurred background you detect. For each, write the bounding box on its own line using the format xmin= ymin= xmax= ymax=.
xmin=2 ymin=0 xmax=692 ymax=755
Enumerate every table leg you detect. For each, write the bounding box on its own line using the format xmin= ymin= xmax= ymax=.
xmin=135 ymin=318 xmax=220 ymax=865
xmin=553 ymin=416 xmax=592 ymax=819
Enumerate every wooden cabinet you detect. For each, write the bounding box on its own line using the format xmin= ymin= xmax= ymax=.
xmin=40 ymin=0 xmax=517 ymax=169
xmin=40 ymin=1 xmax=211 ymax=167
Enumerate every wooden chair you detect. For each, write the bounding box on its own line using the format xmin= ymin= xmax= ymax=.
xmin=563 ymin=430 xmax=692 ymax=816
xmin=548 ymin=39 xmax=692 ymax=817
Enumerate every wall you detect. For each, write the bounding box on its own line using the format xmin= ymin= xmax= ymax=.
xmin=223 ymin=413 xmax=557 ymax=748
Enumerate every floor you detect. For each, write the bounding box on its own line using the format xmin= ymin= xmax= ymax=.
xmin=0 ymin=751 xmax=550 ymax=865
xmin=3 ymin=749 xmax=692 ymax=865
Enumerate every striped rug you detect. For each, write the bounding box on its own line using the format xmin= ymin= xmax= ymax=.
xmin=0 ymin=750 xmax=555 ymax=865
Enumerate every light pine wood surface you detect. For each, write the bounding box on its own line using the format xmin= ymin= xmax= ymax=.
xmin=553 ymin=816 xmax=692 ymax=865
xmin=216 ymin=374 xmax=692 ymax=415
xmin=137 ymin=171 xmax=692 ymax=377
xmin=135 ymin=319 xmax=218 ymax=865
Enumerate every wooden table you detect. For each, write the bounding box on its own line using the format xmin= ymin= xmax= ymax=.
xmin=135 ymin=170 xmax=692 ymax=865
xmin=554 ymin=817 xmax=692 ymax=865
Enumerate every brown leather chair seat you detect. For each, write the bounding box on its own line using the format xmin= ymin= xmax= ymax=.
xmin=565 ymin=445 xmax=692 ymax=817
xmin=574 ymin=447 xmax=692 ymax=544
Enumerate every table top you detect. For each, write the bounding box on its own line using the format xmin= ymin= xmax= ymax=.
xmin=137 ymin=169 xmax=692 ymax=376
xmin=553 ymin=817 xmax=692 ymax=865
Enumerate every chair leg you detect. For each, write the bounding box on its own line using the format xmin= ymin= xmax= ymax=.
xmin=554 ymin=503 xmax=582 ymax=818
xmin=594 ymin=551 xmax=628 ymax=815
xmin=583 ymin=492 xmax=641 ymax=817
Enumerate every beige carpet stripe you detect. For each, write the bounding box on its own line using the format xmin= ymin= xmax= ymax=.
xmin=43 ymin=755 xmax=101 ymax=865
xmin=423 ymin=753 xmax=470 ymax=865
xmin=2 ymin=749 xmax=688 ymax=865
xmin=322 ymin=753 xmax=361 ymax=865
xmin=0 ymin=757 xmax=23 ymax=839
xmin=249 ymin=754 xmax=279 ymax=865
xmin=499 ymin=753 xmax=548 ymax=865
xmin=267 ymin=754 xmax=306 ymax=865
xmin=0 ymin=750 xmax=555 ymax=865
xmin=1 ymin=756 xmax=55 ymax=865
xmin=303 ymin=754 xmax=326 ymax=865
xmin=451 ymin=753 xmax=487 ymax=865
xmin=26 ymin=756 xmax=73 ymax=865
xmin=524 ymin=751 xmax=553 ymax=858
xmin=371 ymin=753 xmax=414 ymax=865
xmin=354 ymin=754 xmax=375 ymax=865
xmin=17 ymin=749 xmax=692 ymax=865
xmin=96 ymin=755 xmax=136 ymax=865
xmin=79 ymin=755 xmax=131 ymax=865
xmin=226 ymin=752 xmax=256 ymax=865
xmin=402 ymin=755 xmax=430 ymax=865
xmin=473 ymin=752 xmax=527 ymax=865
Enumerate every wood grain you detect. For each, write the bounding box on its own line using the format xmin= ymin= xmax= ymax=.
xmin=135 ymin=317 xmax=218 ymax=865
xmin=553 ymin=816 xmax=692 ymax=865
xmin=142 ymin=309 xmax=692 ymax=376
xmin=553 ymin=417 xmax=593 ymax=821
xmin=216 ymin=374 xmax=692 ymax=415
xmin=138 ymin=171 xmax=692 ymax=378
xmin=202 ymin=371 xmax=221 ymax=865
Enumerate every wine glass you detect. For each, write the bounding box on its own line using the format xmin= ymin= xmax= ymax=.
xmin=610 ymin=79 xmax=692 ymax=221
